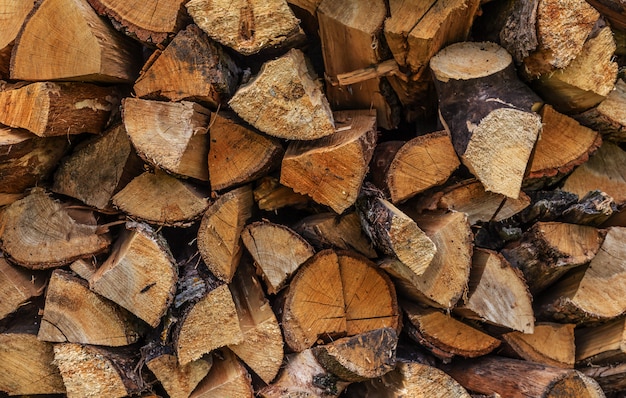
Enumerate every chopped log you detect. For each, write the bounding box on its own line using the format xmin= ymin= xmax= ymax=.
xmin=536 ymin=227 xmax=626 ymax=323
xmin=574 ymin=78 xmax=626 ymax=142
xmin=560 ymin=190 xmax=617 ymax=226
xmin=430 ymin=41 xmax=543 ymax=199
xmin=38 ymin=269 xmax=143 ymax=346
xmin=253 ymin=175 xmax=310 ymax=212
xmin=190 ymin=349 xmax=254 ymax=398
xmin=562 ymin=142 xmax=626 ymax=207
xmin=575 ymin=317 xmax=626 ymax=365
xmin=0 ymin=126 xmax=68 ymax=195
xmin=415 ymin=179 xmax=531 ymax=225
xmin=53 ymin=343 xmax=144 ymax=398
xmin=384 ymin=0 xmax=480 ymax=77
xmin=292 ymin=212 xmax=377 ymax=258
xmin=241 ymin=221 xmax=314 ymax=294
xmin=11 ymin=0 xmax=141 ymax=82
xmin=580 ymin=362 xmax=626 ymax=394
xmin=133 ymin=24 xmax=239 ymax=106
xmin=281 ymin=110 xmax=377 ymax=214
xmin=0 ymin=257 xmax=45 ymax=320
xmin=186 ymin=0 xmax=304 ymax=56
xmin=501 ymin=222 xmax=604 ymax=294
xmin=455 ymin=248 xmax=534 ymax=333
xmin=525 ymin=105 xmax=602 ymax=189
xmin=89 ymin=222 xmax=177 ymax=327
xmin=501 ymin=322 xmax=576 ymax=368
xmin=532 ymin=25 xmax=618 ymax=113
xmin=403 ymin=302 xmax=500 ymax=362
xmin=228 ymin=260 xmax=284 ymax=384
xmin=0 ymin=331 xmax=66 ymax=395
xmin=318 ymin=0 xmax=399 ymax=129
xmin=499 ymin=0 xmax=599 ymax=77
xmin=346 ymin=359 xmax=471 ymax=398
xmin=280 ymin=249 xmax=399 ymax=352
xmin=370 ymin=131 xmax=460 ymax=203
xmin=197 ymin=185 xmax=253 ymax=283
xmin=122 ymin=98 xmax=210 ymax=181
xmin=145 ymin=350 xmax=212 ymax=398
xmin=208 ymin=112 xmax=283 ymax=191
xmin=86 ymin=0 xmax=189 ymax=46
xmin=445 ymin=356 xmax=603 ymax=398
xmin=175 ymin=283 xmax=243 ymax=365
xmin=113 ymin=170 xmax=210 ymax=227
xmin=0 ymin=188 xmax=111 ymax=269
xmin=357 ymin=184 xmax=436 ymax=277
xmin=0 ymin=82 xmax=119 ymax=137
xmin=53 ymin=123 xmax=143 ymax=209
xmin=0 ymin=1 xmax=35 ymax=79
xmin=229 ymin=49 xmax=335 ymax=140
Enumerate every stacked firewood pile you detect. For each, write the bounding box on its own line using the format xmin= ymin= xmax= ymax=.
xmin=2 ymin=0 xmax=626 ymax=396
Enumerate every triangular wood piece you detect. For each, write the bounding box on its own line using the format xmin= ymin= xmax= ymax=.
xmin=145 ymin=350 xmax=212 ymax=398
xmin=11 ymin=0 xmax=141 ymax=82
xmin=229 ymin=48 xmax=335 ymax=140
xmin=0 ymin=1 xmax=35 ymax=78
xmin=123 ymin=98 xmax=210 ymax=180
xmin=208 ymin=113 xmax=283 ymax=191
xmin=186 ymin=0 xmax=304 ymax=55
xmin=38 ymin=269 xmax=144 ymax=346
xmin=0 ymin=188 xmax=111 ymax=269
xmin=0 ymin=82 xmax=118 ymax=137
xmin=113 ymin=170 xmax=210 ymax=227
xmin=502 ymin=322 xmax=575 ymax=368
xmin=575 ymin=78 xmax=626 ymax=142
xmin=90 ymin=222 xmax=177 ymax=327
xmin=134 ymin=24 xmax=239 ymax=106
xmin=53 ymin=123 xmax=142 ymax=209
xmin=241 ymin=220 xmax=314 ymax=294
xmin=87 ymin=0 xmax=188 ymax=46
xmin=0 ymin=257 xmax=45 ymax=320
xmin=197 ymin=185 xmax=253 ymax=283
xmin=190 ymin=349 xmax=253 ymax=397
xmin=576 ymin=317 xmax=626 ymax=365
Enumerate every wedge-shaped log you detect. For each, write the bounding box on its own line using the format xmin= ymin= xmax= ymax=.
xmin=0 ymin=1 xmax=34 ymax=78
xmin=281 ymin=249 xmax=399 ymax=352
xmin=318 ymin=0 xmax=398 ymax=129
xmin=11 ymin=0 xmax=141 ymax=82
xmin=253 ymin=175 xmax=310 ymax=212
xmin=39 ymin=269 xmax=143 ymax=346
xmin=347 ymin=359 xmax=471 ymax=398
xmin=281 ymin=110 xmax=377 ymax=213
xmin=87 ymin=0 xmax=188 ymax=46
xmin=0 ymin=257 xmax=45 ymax=319
xmin=197 ymin=185 xmax=253 ymax=283
xmin=357 ymin=184 xmax=436 ymax=278
xmin=229 ymin=49 xmax=335 ymax=140
xmin=562 ymin=141 xmax=626 ymax=207
xmin=208 ymin=113 xmax=283 ymax=191
xmin=371 ymin=131 xmax=460 ymax=203
xmin=89 ymin=222 xmax=177 ymax=327
xmin=502 ymin=322 xmax=576 ymax=368
xmin=53 ymin=343 xmax=144 ymax=398
xmin=134 ymin=24 xmax=239 ymax=106
xmin=228 ymin=261 xmax=284 ymax=384
xmin=536 ymin=227 xmax=626 ymax=323
xmin=455 ymin=248 xmax=534 ymax=333
xmin=403 ymin=302 xmax=500 ymax=362
xmin=53 ymin=123 xmax=142 ymax=209
xmin=113 ymin=170 xmax=210 ymax=227
xmin=445 ymin=356 xmax=604 ymax=398
xmin=0 ymin=82 xmax=118 ymax=137
xmin=145 ymin=346 xmax=212 ymax=398
xmin=525 ymin=105 xmax=602 ymax=189
xmin=501 ymin=222 xmax=604 ymax=294
xmin=430 ymin=41 xmax=542 ymax=199
xmin=293 ymin=212 xmax=377 ymax=258
xmin=241 ymin=221 xmax=314 ymax=294
xmin=123 ymin=98 xmax=210 ymax=180
xmin=576 ymin=318 xmax=626 ymax=365
xmin=190 ymin=349 xmax=254 ymax=398
xmin=575 ymin=79 xmax=626 ymax=142
xmin=186 ymin=0 xmax=304 ymax=55
xmin=0 ymin=188 xmax=111 ymax=268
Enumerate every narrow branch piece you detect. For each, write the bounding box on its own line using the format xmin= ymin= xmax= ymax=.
xmin=502 ymin=322 xmax=576 ymax=368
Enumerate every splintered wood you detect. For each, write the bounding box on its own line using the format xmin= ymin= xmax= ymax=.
xmin=4 ymin=0 xmax=626 ymax=396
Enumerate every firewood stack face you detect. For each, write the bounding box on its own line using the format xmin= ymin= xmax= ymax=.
xmin=4 ymin=0 xmax=626 ymax=396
